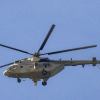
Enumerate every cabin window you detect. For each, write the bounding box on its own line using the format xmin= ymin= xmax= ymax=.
xmin=43 ymin=63 xmax=49 ymax=68
xmin=20 ymin=66 xmax=23 ymax=68
xmin=44 ymin=64 xmax=47 ymax=68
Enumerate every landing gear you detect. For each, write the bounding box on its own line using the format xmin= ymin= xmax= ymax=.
xmin=42 ymin=81 xmax=47 ymax=86
xmin=17 ymin=78 xmax=21 ymax=83
xmin=42 ymin=69 xmax=48 ymax=86
xmin=34 ymin=81 xmax=38 ymax=86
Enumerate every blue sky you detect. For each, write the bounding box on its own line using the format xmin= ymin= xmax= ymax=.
xmin=0 ymin=0 xmax=100 ymax=100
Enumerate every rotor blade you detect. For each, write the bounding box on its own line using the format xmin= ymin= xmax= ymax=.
xmin=38 ymin=24 xmax=55 ymax=53
xmin=0 ymin=62 xmax=14 ymax=68
xmin=40 ymin=45 xmax=97 ymax=55
xmin=0 ymin=43 xmax=33 ymax=55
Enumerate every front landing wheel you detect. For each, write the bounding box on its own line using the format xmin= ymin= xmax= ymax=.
xmin=17 ymin=78 xmax=21 ymax=83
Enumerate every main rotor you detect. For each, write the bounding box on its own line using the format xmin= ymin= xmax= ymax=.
xmin=0 ymin=24 xmax=97 ymax=68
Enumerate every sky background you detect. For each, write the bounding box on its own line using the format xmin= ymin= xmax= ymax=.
xmin=0 ymin=0 xmax=100 ymax=100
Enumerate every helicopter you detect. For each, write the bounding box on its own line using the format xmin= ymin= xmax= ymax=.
xmin=0 ymin=24 xmax=100 ymax=86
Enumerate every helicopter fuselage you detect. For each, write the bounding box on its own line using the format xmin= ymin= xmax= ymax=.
xmin=4 ymin=57 xmax=64 ymax=82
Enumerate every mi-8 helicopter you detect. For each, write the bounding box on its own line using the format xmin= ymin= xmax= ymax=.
xmin=0 ymin=24 xmax=100 ymax=86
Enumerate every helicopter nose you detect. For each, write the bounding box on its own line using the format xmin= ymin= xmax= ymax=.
xmin=3 ymin=70 xmax=9 ymax=76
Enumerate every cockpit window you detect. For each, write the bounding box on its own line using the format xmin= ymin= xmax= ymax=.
xmin=9 ymin=66 xmax=17 ymax=70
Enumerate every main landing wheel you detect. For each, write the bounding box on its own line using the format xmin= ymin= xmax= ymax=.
xmin=17 ymin=78 xmax=21 ymax=83
xmin=42 ymin=81 xmax=47 ymax=86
